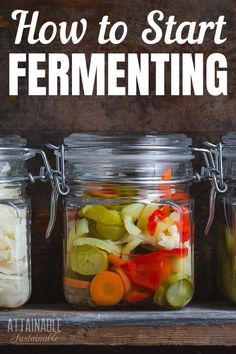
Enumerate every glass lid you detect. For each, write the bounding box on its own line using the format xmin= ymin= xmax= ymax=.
xmin=222 ymin=132 xmax=236 ymax=146
xmin=221 ymin=132 xmax=236 ymax=180
xmin=63 ymin=133 xmax=193 ymax=162
xmin=64 ymin=132 xmax=192 ymax=147
xmin=0 ymin=135 xmax=26 ymax=147
xmin=0 ymin=135 xmax=35 ymax=161
xmin=222 ymin=132 xmax=236 ymax=161
xmin=60 ymin=133 xmax=194 ymax=184
xmin=0 ymin=135 xmax=36 ymax=182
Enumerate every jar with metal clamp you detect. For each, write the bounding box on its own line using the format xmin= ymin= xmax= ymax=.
xmin=0 ymin=135 xmax=50 ymax=308
xmin=45 ymin=133 xmax=204 ymax=310
xmin=214 ymin=133 xmax=236 ymax=304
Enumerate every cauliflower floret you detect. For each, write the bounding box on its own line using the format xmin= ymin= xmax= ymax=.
xmin=158 ymin=232 xmax=176 ymax=249
xmin=169 ymin=211 xmax=180 ymax=223
xmin=0 ymin=274 xmax=30 ymax=308
xmin=155 ymin=221 xmax=169 ymax=234
xmin=0 ymin=205 xmax=29 ymax=307
xmin=155 ymin=212 xmax=180 ymax=237
xmin=168 ymin=224 xmax=178 ymax=235
xmin=172 ymin=232 xmax=180 ymax=245
xmin=157 ymin=223 xmax=181 ymax=249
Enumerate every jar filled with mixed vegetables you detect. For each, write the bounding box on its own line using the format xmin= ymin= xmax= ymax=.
xmin=55 ymin=133 xmax=195 ymax=309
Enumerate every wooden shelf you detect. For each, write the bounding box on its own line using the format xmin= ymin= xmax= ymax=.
xmin=0 ymin=302 xmax=236 ymax=346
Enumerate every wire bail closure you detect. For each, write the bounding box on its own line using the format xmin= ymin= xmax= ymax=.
xmin=0 ymin=145 xmax=71 ymax=240
xmin=45 ymin=144 xmax=70 ymax=195
xmin=29 ymin=149 xmax=53 ymax=183
xmin=45 ymin=144 xmax=70 ymax=239
xmin=0 ymin=146 xmax=55 ymax=238
xmin=192 ymin=142 xmax=227 ymax=235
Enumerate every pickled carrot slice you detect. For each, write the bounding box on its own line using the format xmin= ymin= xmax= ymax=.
xmin=108 ymin=254 xmax=126 ymax=267
xmin=64 ymin=277 xmax=90 ymax=289
xmin=111 ymin=266 xmax=132 ymax=293
xmin=90 ymin=271 xmax=124 ymax=306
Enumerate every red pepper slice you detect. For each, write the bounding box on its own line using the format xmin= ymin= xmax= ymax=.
xmin=160 ymin=205 xmax=171 ymax=219
xmin=121 ymin=248 xmax=188 ymax=291
xmin=67 ymin=208 xmax=77 ymax=222
xmin=178 ymin=206 xmax=191 ymax=243
xmin=171 ymin=193 xmax=189 ymax=200
xmin=134 ymin=247 xmax=189 ymax=259
xmin=147 ymin=206 xmax=170 ymax=236
xmin=159 ymin=166 xmax=172 ymax=197
xmin=123 ymin=289 xmax=152 ymax=303
xmin=122 ymin=255 xmax=170 ymax=291
xmin=147 ymin=210 xmax=164 ymax=236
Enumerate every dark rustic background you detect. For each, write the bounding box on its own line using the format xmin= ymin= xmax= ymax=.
xmin=0 ymin=0 xmax=236 ymax=351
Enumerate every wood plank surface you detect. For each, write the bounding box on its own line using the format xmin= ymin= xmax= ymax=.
xmin=0 ymin=302 xmax=235 ymax=346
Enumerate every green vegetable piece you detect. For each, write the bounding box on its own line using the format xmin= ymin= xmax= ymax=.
xmin=225 ymin=227 xmax=235 ymax=255
xmin=166 ymin=279 xmax=193 ymax=308
xmin=153 ymin=285 xmax=166 ymax=307
xmin=219 ymin=237 xmax=236 ymax=302
xmin=74 ymin=237 xmax=122 ymax=255
xmin=95 ymin=223 xmax=126 ymax=241
xmin=67 ymin=222 xmax=76 ymax=252
xmin=75 ymin=218 xmax=89 ymax=238
xmin=70 ymin=245 xmax=108 ymax=275
xmin=121 ymin=237 xmax=143 ymax=261
xmin=88 ymin=221 xmax=100 ymax=238
xmin=165 ymin=272 xmax=186 ymax=286
xmin=123 ymin=213 xmax=141 ymax=235
xmin=121 ymin=203 xmax=144 ymax=221
xmin=82 ymin=205 xmax=123 ymax=225
xmin=171 ymin=255 xmax=192 ymax=277
xmin=106 ymin=204 xmax=124 ymax=211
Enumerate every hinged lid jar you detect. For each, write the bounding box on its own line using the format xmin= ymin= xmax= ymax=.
xmin=216 ymin=133 xmax=236 ymax=303
xmin=47 ymin=133 xmax=197 ymax=310
xmin=0 ymin=136 xmax=49 ymax=308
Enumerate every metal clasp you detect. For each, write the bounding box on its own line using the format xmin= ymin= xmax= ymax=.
xmin=44 ymin=144 xmax=70 ymax=239
xmin=192 ymin=142 xmax=227 ymax=235
xmin=28 ymin=149 xmax=52 ymax=183
xmin=0 ymin=147 xmax=59 ymax=237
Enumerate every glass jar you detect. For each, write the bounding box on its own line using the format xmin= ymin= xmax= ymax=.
xmin=217 ymin=133 xmax=236 ymax=303
xmin=0 ymin=136 xmax=48 ymax=308
xmin=48 ymin=133 xmax=196 ymax=310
